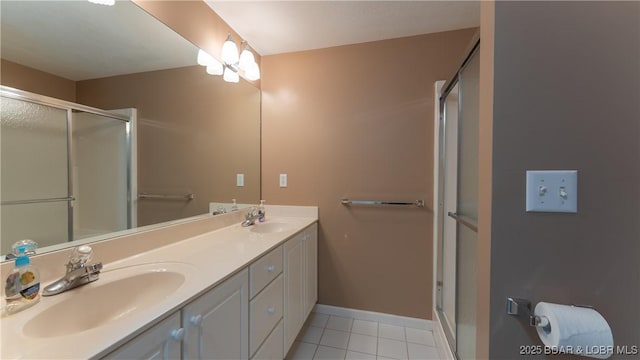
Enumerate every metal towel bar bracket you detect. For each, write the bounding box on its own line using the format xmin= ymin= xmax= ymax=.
xmin=341 ymin=198 xmax=425 ymax=208
xmin=138 ymin=193 xmax=194 ymax=200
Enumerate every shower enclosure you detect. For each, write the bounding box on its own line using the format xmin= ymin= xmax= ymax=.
xmin=436 ymin=38 xmax=479 ymax=359
xmin=0 ymin=86 xmax=135 ymax=254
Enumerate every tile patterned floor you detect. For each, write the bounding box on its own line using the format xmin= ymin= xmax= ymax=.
xmin=286 ymin=313 xmax=447 ymax=360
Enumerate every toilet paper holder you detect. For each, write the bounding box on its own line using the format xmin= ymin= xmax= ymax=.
xmin=507 ymin=297 xmax=550 ymax=327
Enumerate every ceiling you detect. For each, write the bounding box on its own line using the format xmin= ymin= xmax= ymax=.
xmin=1 ymin=1 xmax=198 ymax=81
xmin=206 ymin=1 xmax=480 ymax=56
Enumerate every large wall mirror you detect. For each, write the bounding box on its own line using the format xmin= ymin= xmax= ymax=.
xmin=0 ymin=1 xmax=261 ymax=257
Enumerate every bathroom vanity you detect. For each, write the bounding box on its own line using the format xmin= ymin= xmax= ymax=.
xmin=0 ymin=206 xmax=318 ymax=359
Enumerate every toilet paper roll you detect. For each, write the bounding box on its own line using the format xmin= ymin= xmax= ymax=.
xmin=534 ymin=302 xmax=614 ymax=359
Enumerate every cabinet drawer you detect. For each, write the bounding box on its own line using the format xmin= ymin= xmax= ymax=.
xmin=250 ymin=246 xmax=283 ymax=298
xmin=252 ymin=320 xmax=283 ymax=360
xmin=250 ymin=274 xmax=283 ymax=356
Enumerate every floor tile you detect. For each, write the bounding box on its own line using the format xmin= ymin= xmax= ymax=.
xmin=314 ymin=345 xmax=347 ymax=360
xmin=377 ymin=338 xmax=408 ymax=359
xmin=298 ymin=325 xmax=325 ymax=344
xmin=319 ymin=328 xmax=351 ymax=349
xmin=352 ymin=319 xmax=378 ymax=337
xmin=347 ymin=333 xmax=378 ymax=355
xmin=308 ymin=312 xmax=330 ymax=328
xmin=377 ymin=357 xmax=397 ymax=360
xmin=326 ymin=315 xmax=354 ymax=332
xmin=379 ymin=323 xmax=406 ymax=341
xmin=288 ymin=341 xmax=318 ymax=360
xmin=405 ymin=328 xmax=436 ymax=347
xmin=407 ymin=343 xmax=439 ymax=360
xmin=346 ymin=350 xmax=377 ymax=360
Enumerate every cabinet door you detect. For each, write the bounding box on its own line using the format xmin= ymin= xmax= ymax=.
xmin=103 ymin=312 xmax=182 ymax=360
xmin=283 ymin=232 xmax=305 ymax=352
xmin=304 ymin=224 xmax=318 ymax=318
xmin=183 ymin=269 xmax=249 ymax=360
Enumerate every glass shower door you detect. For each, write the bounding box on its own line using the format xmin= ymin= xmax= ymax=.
xmin=1 ymin=97 xmax=70 ymax=253
xmin=437 ymin=43 xmax=479 ymax=360
xmin=454 ymin=44 xmax=479 ymax=360
xmin=71 ymin=111 xmax=129 ymax=240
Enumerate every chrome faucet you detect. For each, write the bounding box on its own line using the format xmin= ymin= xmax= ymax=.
xmin=241 ymin=207 xmax=260 ymax=227
xmin=43 ymin=245 xmax=102 ymax=296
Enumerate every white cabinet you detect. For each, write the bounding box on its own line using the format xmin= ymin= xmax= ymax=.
xmin=103 ymin=222 xmax=317 ymax=360
xmin=252 ymin=320 xmax=284 ymax=360
xmin=304 ymin=223 xmax=318 ymax=318
xmin=183 ymin=269 xmax=249 ymax=360
xmin=284 ymin=224 xmax=318 ymax=352
xmin=249 ymin=246 xmax=284 ymax=359
xmin=104 ymin=312 xmax=183 ymax=360
xmin=104 ymin=269 xmax=248 ymax=360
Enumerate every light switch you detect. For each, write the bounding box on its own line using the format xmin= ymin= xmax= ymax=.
xmin=526 ymin=170 xmax=577 ymax=213
xmin=236 ymin=173 xmax=244 ymax=187
xmin=279 ymin=174 xmax=287 ymax=188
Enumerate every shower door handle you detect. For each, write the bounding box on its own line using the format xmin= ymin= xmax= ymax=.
xmin=447 ymin=212 xmax=478 ymax=232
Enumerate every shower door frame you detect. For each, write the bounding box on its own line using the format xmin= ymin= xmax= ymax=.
xmin=435 ymin=37 xmax=480 ymax=359
xmin=0 ymin=85 xmax=134 ymax=242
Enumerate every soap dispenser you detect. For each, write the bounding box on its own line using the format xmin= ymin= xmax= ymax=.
xmin=4 ymin=240 xmax=40 ymax=315
xmin=231 ymin=198 xmax=239 ymax=211
xmin=258 ymin=200 xmax=266 ymax=222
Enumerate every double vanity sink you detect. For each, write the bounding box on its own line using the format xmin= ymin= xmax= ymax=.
xmin=1 ymin=207 xmax=318 ymax=359
xmin=23 ymin=262 xmax=195 ymax=339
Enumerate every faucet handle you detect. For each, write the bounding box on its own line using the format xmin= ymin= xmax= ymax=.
xmin=245 ymin=206 xmax=258 ymax=219
xmin=69 ymin=245 xmax=93 ymax=266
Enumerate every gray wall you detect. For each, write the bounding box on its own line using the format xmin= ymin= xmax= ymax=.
xmin=489 ymin=2 xmax=640 ymax=358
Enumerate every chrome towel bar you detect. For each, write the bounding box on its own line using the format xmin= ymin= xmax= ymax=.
xmin=1 ymin=196 xmax=75 ymax=206
xmin=138 ymin=193 xmax=195 ymax=200
xmin=341 ymin=198 xmax=425 ymax=208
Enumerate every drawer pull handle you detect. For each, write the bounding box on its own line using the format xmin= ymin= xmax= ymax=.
xmin=267 ymin=306 xmax=276 ymax=315
xmin=266 ymin=265 xmax=275 ymax=273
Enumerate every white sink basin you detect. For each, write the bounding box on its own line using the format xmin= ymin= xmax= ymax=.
xmin=249 ymin=222 xmax=295 ymax=234
xmin=23 ymin=263 xmax=192 ymax=338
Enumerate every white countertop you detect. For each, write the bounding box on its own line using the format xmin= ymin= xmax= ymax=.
xmin=0 ymin=213 xmax=317 ymax=359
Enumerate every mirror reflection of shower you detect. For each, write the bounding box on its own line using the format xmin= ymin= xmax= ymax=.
xmin=0 ymin=87 xmax=135 ymax=255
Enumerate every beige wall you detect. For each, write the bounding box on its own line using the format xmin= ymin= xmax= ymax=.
xmin=483 ymin=2 xmax=640 ymax=358
xmin=77 ymin=65 xmax=260 ymax=226
xmin=0 ymin=59 xmax=76 ymax=102
xmin=262 ymin=29 xmax=476 ymax=319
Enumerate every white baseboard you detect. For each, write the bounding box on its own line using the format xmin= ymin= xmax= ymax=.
xmin=432 ymin=308 xmax=455 ymax=360
xmin=313 ymin=304 xmax=433 ymax=331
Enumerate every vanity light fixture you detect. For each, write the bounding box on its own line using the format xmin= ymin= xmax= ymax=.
xmin=195 ymin=34 xmax=260 ymax=83
xmin=87 ymin=0 xmax=115 ymax=5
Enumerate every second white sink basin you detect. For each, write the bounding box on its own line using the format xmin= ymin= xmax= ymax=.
xmin=23 ymin=263 xmax=192 ymax=338
xmin=249 ymin=222 xmax=295 ymax=234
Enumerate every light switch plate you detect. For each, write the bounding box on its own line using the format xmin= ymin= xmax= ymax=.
xmin=236 ymin=173 xmax=244 ymax=187
xmin=279 ymin=174 xmax=287 ymax=188
xmin=526 ymin=170 xmax=577 ymax=213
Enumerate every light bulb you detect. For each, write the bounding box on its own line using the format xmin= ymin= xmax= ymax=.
xmin=238 ymin=47 xmax=255 ymax=71
xmin=197 ymin=49 xmax=214 ymax=66
xmin=221 ymin=34 xmax=239 ymax=65
xmin=223 ymin=67 xmax=239 ymax=83
xmin=245 ymin=61 xmax=260 ymax=81
xmin=206 ymin=59 xmax=223 ymax=75
xmin=88 ymin=0 xmax=115 ymax=5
